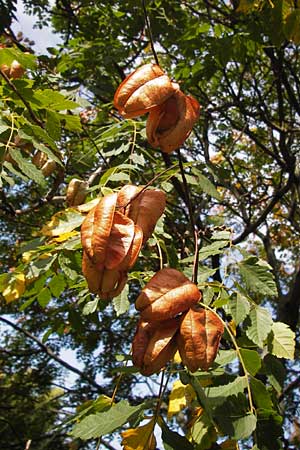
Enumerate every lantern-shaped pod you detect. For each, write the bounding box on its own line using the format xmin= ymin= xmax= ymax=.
xmin=177 ymin=305 xmax=224 ymax=372
xmin=132 ymin=318 xmax=180 ymax=376
xmin=117 ymin=185 xmax=166 ymax=244
xmin=114 ymin=63 xmax=179 ymax=118
xmin=82 ymin=251 xmax=128 ymax=301
xmin=135 ymin=268 xmax=201 ymax=321
xmin=146 ymin=90 xmax=200 ymax=153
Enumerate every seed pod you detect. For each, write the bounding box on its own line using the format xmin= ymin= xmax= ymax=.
xmin=136 ymin=268 xmax=201 ymax=321
xmin=146 ymin=90 xmax=200 ymax=153
xmin=81 ymin=193 xmax=118 ymax=264
xmin=41 ymin=159 xmax=57 ymax=176
xmin=140 ymin=318 xmax=180 ymax=376
xmin=66 ymin=178 xmax=89 ymax=206
xmin=82 ymin=251 xmax=128 ymax=300
xmin=132 ymin=319 xmax=158 ymax=368
xmin=114 ymin=63 xmax=179 ymax=118
xmin=9 ymin=60 xmax=25 ymax=79
xmin=177 ymin=306 xmax=224 ymax=372
xmin=117 ymin=185 xmax=166 ymax=244
xmin=32 ymin=151 xmax=48 ymax=169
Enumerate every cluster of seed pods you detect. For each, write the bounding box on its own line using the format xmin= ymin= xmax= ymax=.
xmin=114 ymin=63 xmax=200 ymax=153
xmin=132 ymin=268 xmax=224 ymax=375
xmin=80 ymin=185 xmax=166 ymax=300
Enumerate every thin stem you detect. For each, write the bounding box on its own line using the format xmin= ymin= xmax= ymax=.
xmin=142 ymin=0 xmax=160 ymax=65
xmin=177 ymin=149 xmax=199 ymax=284
xmin=0 ymin=70 xmax=44 ymax=128
xmin=118 ymin=162 xmax=179 ymax=209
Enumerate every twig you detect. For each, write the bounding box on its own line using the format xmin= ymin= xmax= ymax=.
xmin=142 ymin=0 xmax=160 ymax=65
xmin=177 ymin=149 xmax=199 ymax=284
xmin=0 ymin=316 xmax=106 ymax=394
xmin=0 ymin=70 xmax=44 ymax=128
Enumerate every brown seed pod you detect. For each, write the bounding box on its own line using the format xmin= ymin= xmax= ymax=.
xmin=177 ymin=305 xmax=224 ymax=372
xmin=81 ymin=193 xmax=118 ymax=265
xmin=133 ymin=317 xmax=180 ymax=376
xmin=117 ymin=185 xmax=166 ymax=244
xmin=66 ymin=178 xmax=89 ymax=206
xmin=146 ymin=90 xmax=200 ymax=153
xmin=32 ymin=151 xmax=48 ymax=169
xmin=114 ymin=63 xmax=179 ymax=118
xmin=82 ymin=251 xmax=128 ymax=300
xmin=9 ymin=60 xmax=25 ymax=79
xmin=141 ymin=319 xmax=180 ymax=376
xmin=136 ymin=268 xmax=201 ymax=321
xmin=41 ymin=159 xmax=57 ymax=176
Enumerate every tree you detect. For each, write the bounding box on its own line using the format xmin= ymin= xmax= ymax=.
xmin=0 ymin=1 xmax=299 ymax=449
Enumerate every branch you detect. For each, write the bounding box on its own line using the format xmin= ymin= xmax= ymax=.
xmin=0 ymin=70 xmax=44 ymax=128
xmin=0 ymin=316 xmax=106 ymax=394
xmin=233 ymin=173 xmax=294 ymax=244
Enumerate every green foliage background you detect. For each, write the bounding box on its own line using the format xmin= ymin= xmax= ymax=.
xmin=0 ymin=1 xmax=300 ymax=449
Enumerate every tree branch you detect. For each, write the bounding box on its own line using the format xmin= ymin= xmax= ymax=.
xmin=0 ymin=316 xmax=106 ymax=394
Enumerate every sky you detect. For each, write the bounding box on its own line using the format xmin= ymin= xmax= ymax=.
xmin=12 ymin=0 xmax=62 ymax=54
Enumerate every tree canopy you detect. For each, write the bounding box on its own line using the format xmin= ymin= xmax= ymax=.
xmin=0 ymin=1 xmax=300 ymax=449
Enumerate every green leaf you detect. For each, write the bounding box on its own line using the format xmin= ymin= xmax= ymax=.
xmin=245 ymin=306 xmax=273 ymax=348
xmin=267 ymin=322 xmax=295 ymax=360
xmin=82 ymin=298 xmax=99 ymax=315
xmin=205 ymin=376 xmax=248 ymax=407
xmin=71 ymin=401 xmax=145 ymax=440
xmin=284 ymin=10 xmax=300 ymax=44
xmin=240 ymin=348 xmax=261 ymax=376
xmin=159 ymin=419 xmax=194 ymax=450
xmin=250 ymin=377 xmax=273 ymax=410
xmin=214 ymin=349 xmax=237 ymax=367
xmin=189 ymin=412 xmax=216 ymax=448
xmin=215 ymin=394 xmax=257 ymax=440
xmin=48 ymin=274 xmax=67 ymax=297
xmin=0 ymin=124 xmax=10 ymax=135
xmin=197 ymin=266 xmax=218 ymax=283
xmin=46 ymin=110 xmax=61 ymax=140
xmin=198 ymin=240 xmax=228 ymax=261
xmin=34 ymin=89 xmax=79 ymax=110
xmin=239 ymin=257 xmax=278 ymax=297
xmin=192 ymin=168 xmax=221 ymax=200
xmin=229 ymin=292 xmax=250 ymax=324
xmin=112 ymin=284 xmax=129 ymax=316
xmin=9 ymin=148 xmax=46 ymax=186
xmin=37 ymin=287 xmax=52 ymax=307
xmin=58 ymin=253 xmax=79 ymax=281
xmin=263 ymin=354 xmax=285 ymax=394
xmin=27 ymin=255 xmax=57 ymax=279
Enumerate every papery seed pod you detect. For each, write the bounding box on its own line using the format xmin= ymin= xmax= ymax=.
xmin=9 ymin=60 xmax=25 ymax=79
xmin=117 ymin=185 xmax=166 ymax=244
xmin=136 ymin=268 xmax=201 ymax=321
xmin=177 ymin=305 xmax=224 ymax=372
xmin=41 ymin=159 xmax=57 ymax=176
xmin=81 ymin=193 xmax=118 ymax=264
xmin=82 ymin=251 xmax=128 ymax=300
xmin=114 ymin=63 xmax=179 ymax=118
xmin=66 ymin=178 xmax=89 ymax=206
xmin=132 ymin=319 xmax=158 ymax=368
xmin=141 ymin=318 xmax=180 ymax=376
xmin=32 ymin=151 xmax=48 ymax=169
xmin=146 ymin=90 xmax=200 ymax=153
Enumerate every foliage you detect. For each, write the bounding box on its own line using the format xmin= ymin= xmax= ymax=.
xmin=0 ymin=1 xmax=300 ymax=449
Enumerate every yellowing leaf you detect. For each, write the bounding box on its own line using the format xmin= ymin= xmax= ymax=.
xmin=22 ymin=251 xmax=35 ymax=263
xmin=167 ymin=380 xmax=195 ymax=419
xmin=2 ymin=273 xmax=25 ymax=303
xmin=121 ymin=418 xmax=156 ymax=450
xmin=41 ymin=208 xmax=84 ymax=236
xmin=228 ymin=319 xmax=237 ymax=336
xmin=52 ymin=230 xmax=79 ymax=242
xmin=173 ymin=350 xmax=182 ymax=363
